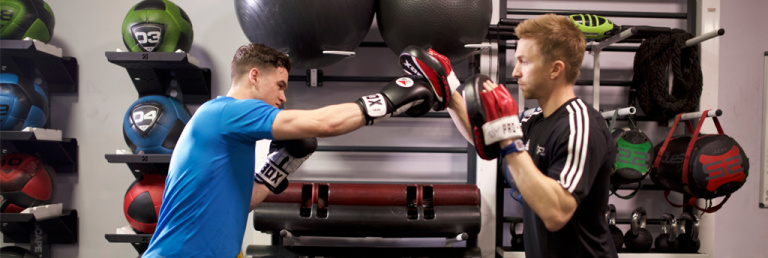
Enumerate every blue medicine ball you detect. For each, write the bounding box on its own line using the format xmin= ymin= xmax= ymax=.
xmin=0 ymin=73 xmax=49 ymax=130
xmin=123 ymin=95 xmax=190 ymax=154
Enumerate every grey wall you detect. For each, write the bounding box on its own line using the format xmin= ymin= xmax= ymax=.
xmin=714 ymin=0 xmax=768 ymax=257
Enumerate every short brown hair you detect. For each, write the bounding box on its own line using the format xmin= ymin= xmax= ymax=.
xmin=231 ymin=43 xmax=291 ymax=80
xmin=515 ymin=14 xmax=585 ymax=83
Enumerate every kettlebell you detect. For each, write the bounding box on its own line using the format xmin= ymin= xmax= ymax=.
xmin=509 ymin=217 xmax=524 ymax=251
xmin=654 ymin=213 xmax=678 ymax=252
xmin=677 ymin=212 xmax=701 ymax=253
xmin=606 ymin=204 xmax=624 ymax=252
xmin=623 ymin=207 xmax=652 ymax=252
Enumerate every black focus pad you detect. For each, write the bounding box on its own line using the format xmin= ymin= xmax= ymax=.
xmin=463 ymin=73 xmax=499 ymax=160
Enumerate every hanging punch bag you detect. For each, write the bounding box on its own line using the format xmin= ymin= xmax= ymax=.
xmin=607 ymin=111 xmax=655 ymax=199
xmin=376 ymin=0 xmax=492 ymax=63
xmin=235 ymin=0 xmax=375 ymax=70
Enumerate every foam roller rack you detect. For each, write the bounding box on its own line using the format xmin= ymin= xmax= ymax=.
xmin=253 ymin=182 xmax=481 ymax=238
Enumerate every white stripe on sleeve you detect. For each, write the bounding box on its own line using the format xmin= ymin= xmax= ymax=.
xmin=560 ymin=100 xmax=590 ymax=193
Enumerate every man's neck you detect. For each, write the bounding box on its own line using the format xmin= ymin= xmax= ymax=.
xmin=226 ymin=82 xmax=253 ymax=100
xmin=538 ymin=84 xmax=576 ymax=118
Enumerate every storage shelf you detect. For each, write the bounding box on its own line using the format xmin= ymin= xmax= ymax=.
xmin=496 ymin=247 xmax=709 ymax=258
xmin=104 ymin=233 xmax=153 ymax=243
xmin=105 ymin=51 xmax=211 ymax=104
xmin=105 ymin=233 xmax=153 ymax=255
xmin=0 ymin=209 xmax=78 ymax=244
xmin=0 ymin=40 xmax=78 ymax=93
xmin=104 ymin=153 xmax=171 ymax=179
xmin=0 ymin=131 xmax=78 ymax=174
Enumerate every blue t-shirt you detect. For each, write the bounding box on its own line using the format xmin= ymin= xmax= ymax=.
xmin=143 ymin=96 xmax=279 ymax=257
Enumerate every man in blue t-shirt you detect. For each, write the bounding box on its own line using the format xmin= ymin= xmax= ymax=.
xmin=143 ymin=43 xmax=438 ymax=257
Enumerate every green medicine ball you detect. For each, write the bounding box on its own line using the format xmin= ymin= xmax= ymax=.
xmin=0 ymin=0 xmax=55 ymax=43
xmin=122 ymin=0 xmax=193 ymax=52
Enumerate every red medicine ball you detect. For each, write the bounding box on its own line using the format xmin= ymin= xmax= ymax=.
xmin=0 ymin=153 xmax=56 ymax=213
xmin=123 ymin=173 xmax=165 ymax=234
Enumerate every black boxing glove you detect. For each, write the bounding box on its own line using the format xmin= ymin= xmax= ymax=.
xmin=356 ymin=76 xmax=435 ymax=125
xmin=254 ymin=138 xmax=318 ymax=194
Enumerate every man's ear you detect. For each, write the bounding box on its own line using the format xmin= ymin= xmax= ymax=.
xmin=550 ymin=60 xmax=565 ymax=80
xmin=248 ymin=68 xmax=260 ymax=85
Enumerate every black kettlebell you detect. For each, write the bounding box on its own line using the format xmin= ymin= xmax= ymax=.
xmin=677 ymin=212 xmax=701 ymax=253
xmin=509 ymin=217 xmax=524 ymax=251
xmin=606 ymin=204 xmax=624 ymax=252
xmin=624 ymin=207 xmax=652 ymax=252
xmin=654 ymin=213 xmax=678 ymax=253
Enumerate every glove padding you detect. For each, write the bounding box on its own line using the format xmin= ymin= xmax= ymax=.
xmin=399 ymin=46 xmax=460 ymax=111
xmin=356 ymin=76 xmax=435 ymax=125
xmin=463 ymin=74 xmax=523 ymax=160
xmin=254 ymin=138 xmax=318 ymax=194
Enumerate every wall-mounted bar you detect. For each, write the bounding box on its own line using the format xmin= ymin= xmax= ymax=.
xmin=592 ymin=28 xmax=637 ymax=109
xmin=322 ymin=51 xmax=355 ymax=57
xmin=445 ymin=233 xmax=469 ymax=246
xmin=684 ymin=28 xmax=725 ymax=48
xmin=504 ymin=42 xmax=640 ymax=52
xmin=506 ymin=79 xmax=632 ymax=87
xmin=601 ymin=106 xmax=636 ymax=119
xmin=291 ymin=74 xmax=468 ymax=84
xmin=506 ymin=9 xmax=687 ymax=19
xmin=676 ymin=109 xmax=722 ymax=121
xmin=290 ymin=75 xmax=400 ymax=83
xmin=316 ymin=146 xmax=468 ymax=154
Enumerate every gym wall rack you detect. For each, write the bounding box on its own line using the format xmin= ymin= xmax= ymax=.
xmin=102 ymin=50 xmax=211 ymax=255
xmin=0 ymin=40 xmax=80 ymax=258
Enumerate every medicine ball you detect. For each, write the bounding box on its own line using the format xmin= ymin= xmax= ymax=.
xmin=123 ymin=173 xmax=165 ymax=234
xmin=651 ymin=134 xmax=748 ymax=199
xmin=0 ymin=153 xmax=56 ymax=213
xmin=123 ymin=95 xmax=190 ymax=154
xmin=235 ymin=0 xmax=375 ymax=70
xmin=122 ymin=0 xmax=193 ymax=52
xmin=0 ymin=73 xmax=49 ymax=130
xmin=0 ymin=246 xmax=36 ymax=258
xmin=377 ymin=0 xmax=492 ymax=63
xmin=0 ymin=0 xmax=55 ymax=43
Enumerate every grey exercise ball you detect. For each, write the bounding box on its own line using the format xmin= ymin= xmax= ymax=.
xmin=235 ymin=0 xmax=375 ymax=70
xmin=377 ymin=0 xmax=492 ymax=63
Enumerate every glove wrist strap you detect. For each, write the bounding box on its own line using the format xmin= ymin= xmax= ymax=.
xmin=255 ymin=159 xmax=289 ymax=190
xmin=447 ymin=71 xmax=460 ymax=95
xmin=482 ymin=115 xmax=522 ymax=145
xmin=501 ymin=138 xmax=526 ymax=156
xmin=356 ymin=94 xmax=391 ymax=125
